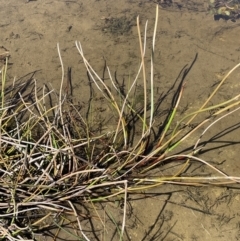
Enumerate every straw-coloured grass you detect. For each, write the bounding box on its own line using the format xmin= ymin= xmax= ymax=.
xmin=0 ymin=6 xmax=240 ymax=241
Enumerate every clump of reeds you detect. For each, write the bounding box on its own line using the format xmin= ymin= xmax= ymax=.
xmin=0 ymin=5 xmax=240 ymax=241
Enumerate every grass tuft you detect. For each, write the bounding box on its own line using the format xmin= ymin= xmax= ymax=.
xmin=0 ymin=5 xmax=240 ymax=240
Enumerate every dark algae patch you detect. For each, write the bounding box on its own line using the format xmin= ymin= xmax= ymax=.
xmin=101 ymin=16 xmax=136 ymax=35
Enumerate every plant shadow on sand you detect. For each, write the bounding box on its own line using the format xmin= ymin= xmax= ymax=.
xmin=1 ymin=6 xmax=240 ymax=241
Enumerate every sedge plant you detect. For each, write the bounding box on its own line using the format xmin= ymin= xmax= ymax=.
xmin=0 ymin=5 xmax=240 ymax=241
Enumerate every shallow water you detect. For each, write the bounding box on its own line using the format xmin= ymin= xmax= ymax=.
xmin=1 ymin=0 xmax=240 ymax=240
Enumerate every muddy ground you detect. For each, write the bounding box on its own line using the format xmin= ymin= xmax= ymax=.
xmin=1 ymin=0 xmax=240 ymax=240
